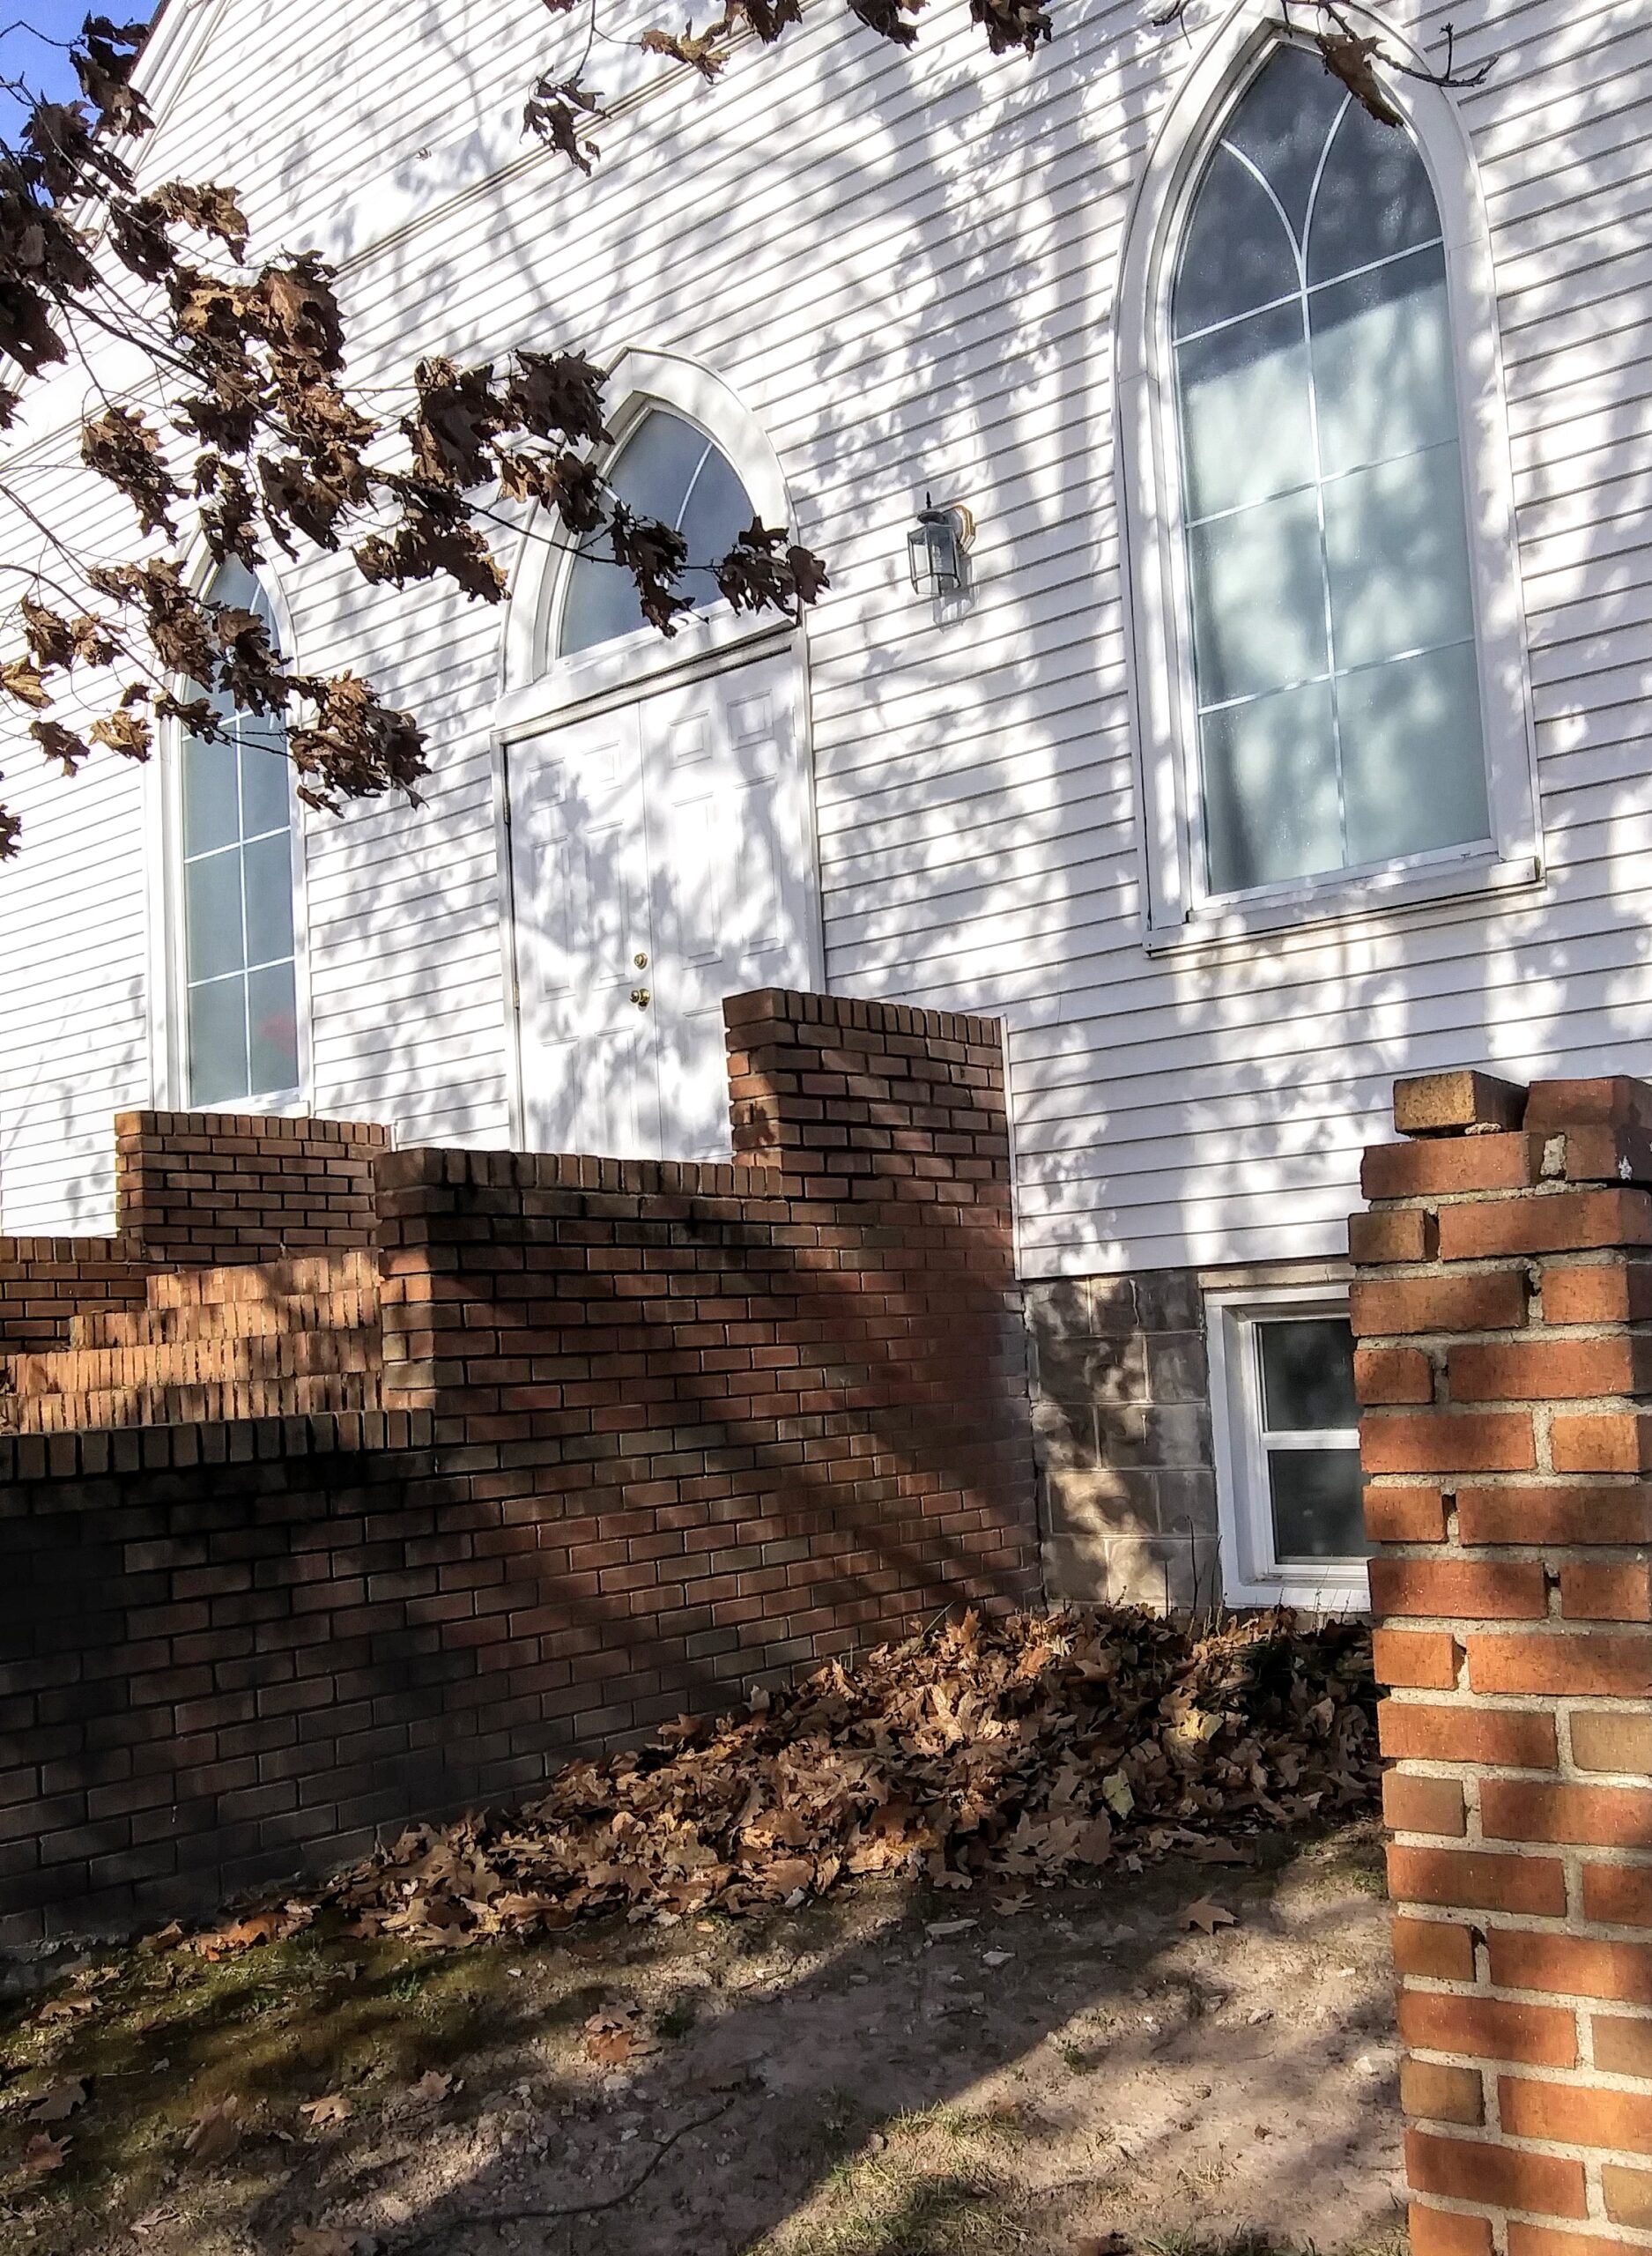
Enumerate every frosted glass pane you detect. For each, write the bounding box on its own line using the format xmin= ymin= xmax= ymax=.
xmin=1308 ymin=100 xmax=1441 ymax=286
xmin=1310 ymin=249 xmax=1455 ymax=475
xmin=559 ymin=409 xmax=754 ymax=657
xmin=1224 ymin=44 xmax=1346 ymax=244
xmin=607 ymin=408 xmax=708 ymax=523
xmin=559 ymin=550 xmax=648 ymax=655
xmin=678 ymin=443 xmax=756 ymax=608
xmin=182 ymin=735 xmax=240 ymax=857
xmin=1323 ymin=447 xmax=1475 ymax=670
xmin=248 ymin=961 xmax=300 ymax=1095
xmin=1200 ymin=678 xmax=1339 ymax=892
xmin=238 ymin=736 xmax=290 ymax=840
xmin=1268 ymin=1448 xmax=1368 ymax=1562
xmin=241 ymin=832 xmax=295 ymax=967
xmin=1259 ymin=1317 xmax=1357 ymax=1430
xmin=1172 ymin=148 xmax=1300 ymax=337
xmin=1187 ymin=486 xmax=1327 ymax=706
xmin=187 ymin=975 xmax=248 ymax=1107
xmin=185 ymin=849 xmax=244 ymax=981
xmin=1176 ymin=301 xmax=1314 ymax=517
xmin=1339 ymin=641 xmax=1488 ymax=866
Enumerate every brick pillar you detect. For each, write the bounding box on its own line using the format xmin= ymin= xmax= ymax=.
xmin=1355 ymin=1068 xmax=1652 ymax=2256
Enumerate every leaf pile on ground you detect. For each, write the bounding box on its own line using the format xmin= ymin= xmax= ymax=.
xmin=259 ymin=1606 xmax=1380 ymax=1950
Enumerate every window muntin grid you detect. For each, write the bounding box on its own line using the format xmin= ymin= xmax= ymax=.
xmin=1170 ymin=44 xmax=1490 ymax=898
xmin=557 ymin=407 xmax=757 ymax=658
xmin=180 ymin=575 xmax=299 ymax=1107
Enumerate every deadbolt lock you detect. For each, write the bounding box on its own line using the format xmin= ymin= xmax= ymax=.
xmin=630 ymin=986 xmax=651 ymax=1009
xmin=633 ymin=952 xmax=648 ymax=968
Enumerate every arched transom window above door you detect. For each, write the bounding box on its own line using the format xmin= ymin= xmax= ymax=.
xmin=1118 ymin=32 xmax=1538 ymax=946
xmin=558 ymin=408 xmax=758 ymax=657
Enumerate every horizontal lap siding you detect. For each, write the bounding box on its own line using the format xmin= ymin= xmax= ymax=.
xmin=3 ymin=0 xmax=1648 ymax=1274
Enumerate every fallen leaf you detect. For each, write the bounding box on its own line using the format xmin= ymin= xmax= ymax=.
xmin=29 ymin=2078 xmax=88 ymax=2122
xmin=1183 ymin=1897 xmax=1238 ymax=1935
xmin=992 ymin=1890 xmax=1032 ymax=1917
xmin=35 ymin=1995 xmax=95 ymax=2025
xmin=25 ymin=2130 xmax=69 ymax=2172
xmin=409 ymin=2069 xmax=454 ymax=2104
xmin=1101 ymin=1770 xmax=1135 ymax=1818
xmin=300 ymin=2092 xmax=353 ymax=2131
xmin=184 ymin=2096 xmax=242 ymax=2165
xmin=924 ymin=1917 xmax=977 ymax=1940
xmin=291 ymin=2229 xmax=367 ymax=2256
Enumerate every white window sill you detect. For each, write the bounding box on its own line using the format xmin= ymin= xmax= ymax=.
xmin=1222 ymin=1566 xmax=1373 ymax=1614
xmin=1144 ymin=848 xmax=1541 ymax=957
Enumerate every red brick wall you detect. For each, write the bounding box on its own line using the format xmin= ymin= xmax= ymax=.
xmin=0 ymin=1238 xmax=151 ymax=1354
xmin=377 ymin=988 xmax=1038 ymax=1667
xmin=0 ymin=991 xmax=1039 ymax=1942
xmin=114 ymin=1110 xmax=389 ymax=1267
xmin=1356 ymin=1068 xmax=1652 ymax=2256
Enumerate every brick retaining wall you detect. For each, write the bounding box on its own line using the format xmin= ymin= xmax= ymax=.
xmin=113 ymin=1109 xmax=389 ymax=1267
xmin=1357 ymin=1068 xmax=1652 ymax=2256
xmin=0 ymin=991 xmax=1040 ymax=1944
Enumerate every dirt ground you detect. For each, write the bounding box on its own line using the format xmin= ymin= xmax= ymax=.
xmin=0 ymin=1822 xmax=1403 ymax=2256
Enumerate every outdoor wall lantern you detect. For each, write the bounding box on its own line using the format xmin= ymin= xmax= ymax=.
xmin=907 ymin=495 xmax=974 ymax=597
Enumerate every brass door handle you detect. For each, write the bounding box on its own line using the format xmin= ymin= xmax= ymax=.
xmin=630 ymin=987 xmax=651 ymax=1009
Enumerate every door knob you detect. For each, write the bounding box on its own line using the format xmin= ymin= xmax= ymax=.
xmin=630 ymin=986 xmax=651 ymax=1009
xmin=633 ymin=952 xmax=648 ymax=968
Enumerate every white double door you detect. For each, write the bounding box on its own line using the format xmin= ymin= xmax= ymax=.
xmin=509 ymin=649 xmax=818 ymax=1163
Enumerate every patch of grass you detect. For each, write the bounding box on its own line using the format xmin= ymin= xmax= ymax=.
xmin=750 ymin=2103 xmax=1026 ymax=2255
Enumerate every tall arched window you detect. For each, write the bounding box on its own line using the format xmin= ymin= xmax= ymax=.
xmin=557 ymin=406 xmax=758 ymax=657
xmin=176 ymin=561 xmax=300 ymax=1106
xmin=1169 ymin=42 xmax=1490 ymax=898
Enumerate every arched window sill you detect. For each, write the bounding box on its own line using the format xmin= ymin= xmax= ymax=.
xmin=1142 ymin=845 xmax=1542 ymax=958
xmin=493 ymin=603 xmax=793 ymax=739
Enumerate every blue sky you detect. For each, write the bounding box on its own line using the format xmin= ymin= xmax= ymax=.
xmin=1 ymin=4 xmax=159 ymax=114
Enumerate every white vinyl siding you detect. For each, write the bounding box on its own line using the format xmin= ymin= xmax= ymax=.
xmin=0 ymin=0 xmax=1648 ymax=1276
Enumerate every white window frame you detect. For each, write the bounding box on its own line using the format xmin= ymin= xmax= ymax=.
xmin=145 ymin=553 xmax=313 ymax=1114
xmin=1114 ymin=3 xmax=1541 ymax=954
xmin=1206 ymin=1281 xmax=1370 ymax=1610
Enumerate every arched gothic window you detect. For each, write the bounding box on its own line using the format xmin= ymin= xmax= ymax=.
xmin=1169 ymin=43 xmax=1490 ymax=897
xmin=176 ymin=560 xmax=301 ymax=1106
xmin=557 ymin=407 xmax=758 ymax=657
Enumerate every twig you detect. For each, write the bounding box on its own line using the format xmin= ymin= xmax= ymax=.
xmin=390 ymin=2096 xmax=736 ymax=2251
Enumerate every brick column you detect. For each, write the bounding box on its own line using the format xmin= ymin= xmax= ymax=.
xmin=1355 ymin=1069 xmax=1652 ymax=2256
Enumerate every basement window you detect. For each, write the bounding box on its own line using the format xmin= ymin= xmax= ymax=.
xmin=1206 ymin=1286 xmax=1370 ymax=1609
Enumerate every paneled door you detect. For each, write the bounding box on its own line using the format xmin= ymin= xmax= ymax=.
xmin=509 ymin=648 xmax=817 ymax=1161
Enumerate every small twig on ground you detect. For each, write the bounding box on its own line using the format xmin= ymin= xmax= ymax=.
xmin=390 ymin=2096 xmax=737 ymax=2250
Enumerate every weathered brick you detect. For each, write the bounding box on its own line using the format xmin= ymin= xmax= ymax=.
xmin=1480 ymin=1779 xmax=1652 ymax=1847
xmin=1363 ymin=1136 xmax=1543 ymax=1200
xmin=1457 ymin=1486 xmax=1652 ymax=1547
xmin=1570 ymin=1711 xmax=1652 ymax=1775
xmin=1367 ymin=1557 xmax=1547 ymax=1621
xmin=1365 ymin=1487 xmax=1449 ymax=1543
xmin=1351 ymin=1273 xmax=1529 ymax=1339
xmin=1394 ymin=1072 xmax=1528 ymax=1138
xmin=1388 ymin=1844 xmax=1567 ymax=1918
xmin=1561 ymin=1563 xmax=1652 ymax=1622
xmin=1412 ymin=2208 xmax=1493 ymax=2256
xmin=1384 ymin=1773 xmax=1469 ymax=1837
xmin=1379 ymin=1702 xmax=1557 ymax=1770
xmin=1467 ymin=1635 xmax=1652 ymax=1699
xmin=1593 ymin=2015 xmax=1652 ymax=2079
xmin=1398 ymin=1991 xmax=1575 ymax=2067
xmin=1488 ymin=1930 xmax=1652 ymax=2004
xmin=1437 ymin=1191 xmax=1652 ymax=1264
xmin=1604 ymin=2164 xmax=1652 ymax=2230
xmin=1400 ymin=2061 xmax=1485 ymax=2126
xmin=1350 ymin=1209 xmax=1439 ymax=1266
xmin=1404 ymin=2128 xmax=1586 ymax=2220
xmin=1450 ymin=1337 xmax=1652 ymax=1404
xmin=1356 ymin=1347 xmax=1436 ymax=1405
xmin=1374 ymin=1629 xmax=1463 ymax=1689
xmin=1392 ymin=1916 xmax=1478 ymax=1982
xmin=1361 ymin=1412 xmax=1536 ymax=1474
xmin=1500 ymin=2079 xmax=1652 ymax=2154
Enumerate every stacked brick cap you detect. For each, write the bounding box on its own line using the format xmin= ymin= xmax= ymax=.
xmin=1356 ymin=1068 xmax=1652 ymax=2256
